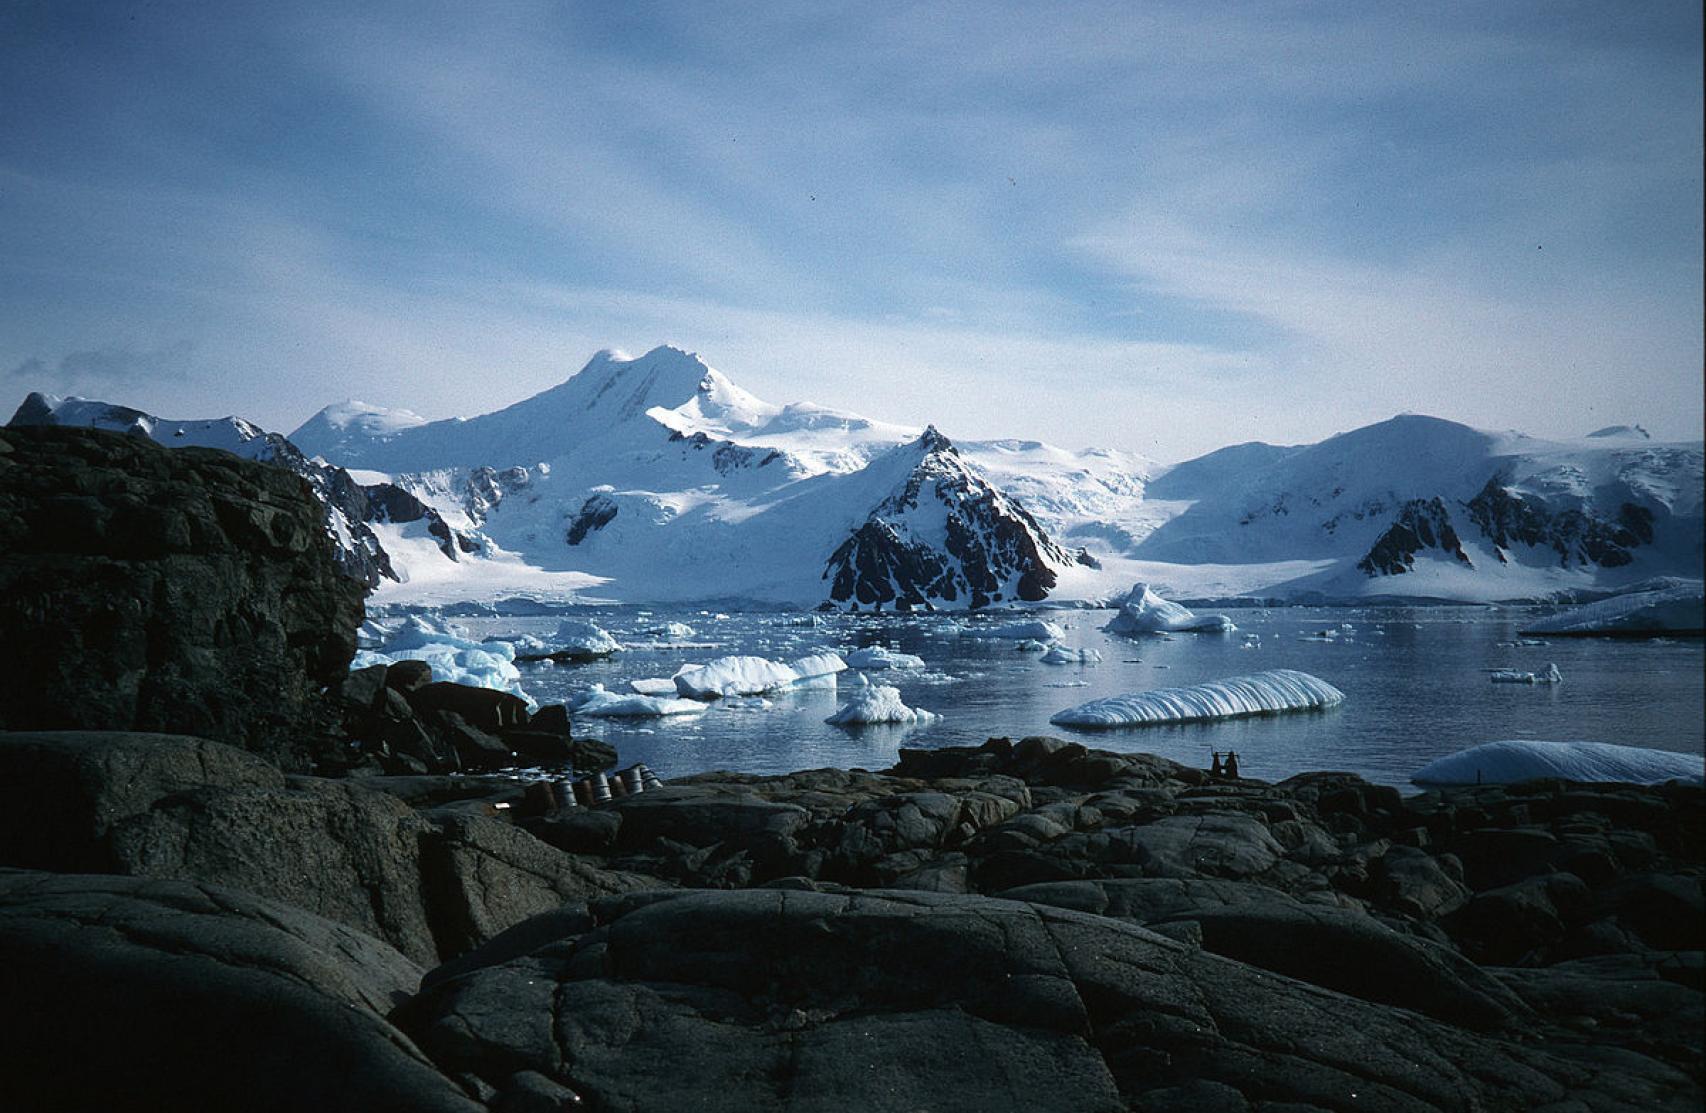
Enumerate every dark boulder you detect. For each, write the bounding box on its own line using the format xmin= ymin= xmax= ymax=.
xmin=0 ymin=426 xmax=363 ymax=770
xmin=0 ymin=870 xmax=482 ymax=1113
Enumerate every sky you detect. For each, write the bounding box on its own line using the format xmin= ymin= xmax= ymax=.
xmin=1 ymin=1 xmax=1700 ymax=462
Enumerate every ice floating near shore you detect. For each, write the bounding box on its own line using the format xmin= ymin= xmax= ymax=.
xmin=844 ymin=646 xmax=926 ymax=670
xmin=629 ymin=677 xmax=681 ymax=696
xmin=1050 ymin=669 xmax=1343 ymax=728
xmin=959 ymin=619 xmax=1067 ymax=642
xmin=826 ymin=683 xmax=940 ymax=726
xmin=673 ymin=652 xmax=847 ymax=699
xmin=568 ymin=684 xmax=706 ymax=717
xmin=641 ymin=621 xmax=697 ymax=640
xmin=1521 ymin=580 xmax=1704 ymax=636
xmin=1106 ymin=583 xmax=1235 ymax=635
xmin=1490 ymin=663 xmax=1562 ymax=685
xmin=352 ymin=615 xmax=532 ymax=704
xmin=1412 ymin=740 xmax=1704 ymax=786
xmin=547 ymin=618 xmax=622 ymax=657
xmin=1040 ymin=645 xmax=1102 ymax=665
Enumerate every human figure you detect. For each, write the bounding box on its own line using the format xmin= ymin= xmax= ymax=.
xmin=1224 ymin=750 xmax=1241 ymax=779
xmin=1210 ymin=751 xmax=1223 ymax=777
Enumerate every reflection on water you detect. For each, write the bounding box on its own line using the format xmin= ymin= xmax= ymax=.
xmin=444 ymin=606 xmax=1704 ymax=789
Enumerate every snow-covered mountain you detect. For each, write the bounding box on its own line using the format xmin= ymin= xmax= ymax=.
xmin=1129 ymin=414 xmax=1703 ymax=601
xmin=11 ymin=346 xmax=1700 ymax=607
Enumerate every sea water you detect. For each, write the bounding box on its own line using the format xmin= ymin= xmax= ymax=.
xmin=442 ymin=605 xmax=1705 ymax=789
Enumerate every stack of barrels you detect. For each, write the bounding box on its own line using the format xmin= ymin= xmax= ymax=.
xmin=521 ymin=763 xmax=663 ymax=812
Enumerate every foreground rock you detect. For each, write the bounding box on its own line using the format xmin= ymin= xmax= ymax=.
xmin=0 ymin=731 xmax=655 ymax=965
xmin=0 ymin=426 xmax=363 ymax=770
xmin=397 ymin=887 xmax=1690 ymax=1111
xmin=0 ymin=870 xmax=481 ymax=1112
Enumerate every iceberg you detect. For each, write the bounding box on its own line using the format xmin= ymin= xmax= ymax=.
xmin=844 ymin=645 xmax=926 ymax=670
xmin=547 ymin=618 xmax=623 ymax=658
xmin=826 ymin=683 xmax=940 ymax=726
xmin=959 ymin=619 xmax=1067 ymax=642
xmin=1489 ymin=663 xmax=1562 ymax=685
xmin=1040 ymin=645 xmax=1102 ymax=665
xmin=352 ymin=615 xmax=532 ymax=704
xmin=1050 ymin=669 xmax=1343 ymax=728
xmin=1412 ymin=740 xmax=1704 ymax=786
xmin=568 ymin=684 xmax=706 ymax=718
xmin=629 ymin=677 xmax=682 ymax=696
xmin=673 ymin=652 xmax=847 ymax=699
xmin=1521 ymin=581 xmax=1704 ymax=637
xmin=641 ymin=621 xmax=697 ymax=640
xmin=1105 ymin=583 xmax=1235 ymax=635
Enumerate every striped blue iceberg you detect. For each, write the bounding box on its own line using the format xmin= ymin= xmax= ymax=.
xmin=1050 ymin=669 xmax=1345 ymax=728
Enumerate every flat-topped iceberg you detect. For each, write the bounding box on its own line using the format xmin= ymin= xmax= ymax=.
xmin=1106 ymin=583 xmax=1235 ymax=635
xmin=1521 ymin=581 xmax=1704 ymax=636
xmin=959 ymin=619 xmax=1067 ymax=642
xmin=568 ymin=684 xmax=706 ymax=718
xmin=1490 ymin=663 xmax=1562 ymax=684
xmin=826 ymin=682 xmax=940 ymax=726
xmin=844 ymin=645 xmax=926 ymax=670
xmin=1050 ymin=668 xmax=1343 ymax=728
xmin=674 ymin=651 xmax=847 ymax=699
xmin=1412 ymin=740 xmax=1703 ymax=786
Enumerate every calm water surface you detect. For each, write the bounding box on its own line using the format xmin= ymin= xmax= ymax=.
xmin=445 ymin=606 xmax=1705 ymax=790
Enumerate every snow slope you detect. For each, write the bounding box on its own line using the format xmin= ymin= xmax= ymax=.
xmin=15 ymin=346 xmax=1700 ymax=609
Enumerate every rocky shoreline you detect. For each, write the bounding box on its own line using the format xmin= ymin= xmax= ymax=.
xmin=1 ymin=424 xmax=1701 ymax=1111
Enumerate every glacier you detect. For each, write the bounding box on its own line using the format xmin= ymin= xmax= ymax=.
xmin=1050 ymin=669 xmax=1344 ymax=727
xmin=1520 ymin=580 xmax=1704 ymax=636
xmin=1105 ymin=583 xmax=1235 ymax=634
xmin=1411 ymin=740 xmax=1703 ymax=786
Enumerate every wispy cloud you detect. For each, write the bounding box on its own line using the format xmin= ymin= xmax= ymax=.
xmin=9 ymin=341 xmax=195 ymax=385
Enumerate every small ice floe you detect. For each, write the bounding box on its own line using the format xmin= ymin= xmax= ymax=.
xmin=1015 ymin=639 xmax=1052 ymax=653
xmin=1497 ymin=638 xmax=1548 ymax=648
xmin=1050 ymin=669 xmax=1344 ymax=728
xmin=1105 ymin=583 xmax=1235 ymax=635
xmin=352 ymin=615 xmax=532 ymax=703
xmin=1489 ymin=663 xmax=1563 ymax=685
xmin=960 ymin=619 xmax=1068 ymax=642
xmin=1412 ymin=739 xmax=1704 ymax=787
xmin=628 ymin=677 xmax=681 ymax=696
xmin=1047 ymin=680 xmax=1092 ymax=688
xmin=672 ymin=652 xmax=847 ymax=699
xmin=641 ymin=621 xmax=697 ymax=640
xmin=844 ymin=645 xmax=926 ymax=670
xmin=825 ymin=681 xmax=940 ymax=726
xmin=1040 ymin=645 xmax=1102 ymax=665
xmin=568 ymin=684 xmax=706 ymax=718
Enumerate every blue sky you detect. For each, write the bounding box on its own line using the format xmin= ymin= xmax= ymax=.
xmin=2 ymin=1 xmax=1700 ymax=461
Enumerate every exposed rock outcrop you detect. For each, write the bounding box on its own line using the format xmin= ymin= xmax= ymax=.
xmin=0 ymin=426 xmax=363 ymax=769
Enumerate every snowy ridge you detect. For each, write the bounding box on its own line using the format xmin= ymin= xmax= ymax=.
xmin=1412 ymin=740 xmax=1703 ymax=786
xmin=1050 ymin=669 xmax=1345 ymax=727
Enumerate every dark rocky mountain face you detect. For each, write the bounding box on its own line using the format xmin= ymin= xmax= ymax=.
xmin=824 ymin=428 xmax=1073 ymax=610
xmin=1358 ymin=476 xmax=1666 ymax=579
xmin=0 ymin=426 xmax=365 ymax=769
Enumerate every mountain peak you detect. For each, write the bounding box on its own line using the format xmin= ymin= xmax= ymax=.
xmin=915 ymin=424 xmax=955 ymax=454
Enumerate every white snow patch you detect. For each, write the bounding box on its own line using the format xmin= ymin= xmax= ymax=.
xmin=1050 ymin=669 xmax=1343 ymax=727
xmin=1412 ymin=740 xmax=1703 ymax=786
